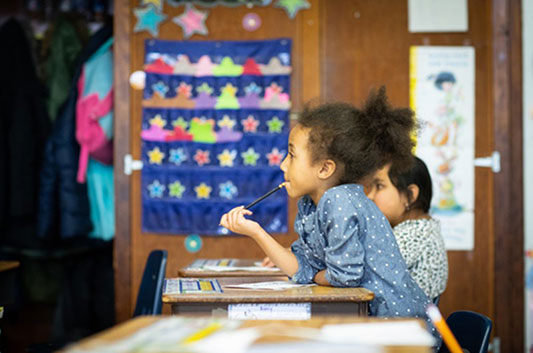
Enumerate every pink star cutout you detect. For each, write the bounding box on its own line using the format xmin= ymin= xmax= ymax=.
xmin=173 ymin=5 xmax=209 ymax=39
xmin=267 ymin=148 xmax=285 ymax=166
xmin=241 ymin=115 xmax=260 ymax=133
xmin=194 ymin=149 xmax=210 ymax=166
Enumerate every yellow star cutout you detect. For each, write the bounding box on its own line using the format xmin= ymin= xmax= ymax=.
xmin=142 ymin=0 xmax=162 ymax=9
xmin=217 ymin=115 xmax=236 ymax=130
xmin=222 ymin=83 xmax=237 ymax=97
xmin=149 ymin=114 xmax=166 ymax=128
xmin=195 ymin=183 xmax=212 ymax=199
xmin=148 ymin=147 xmax=165 ymax=164
xmin=217 ymin=149 xmax=236 ymax=167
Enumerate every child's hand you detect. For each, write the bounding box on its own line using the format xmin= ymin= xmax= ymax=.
xmin=219 ymin=206 xmax=262 ymax=237
xmin=261 ymin=256 xmax=276 ymax=268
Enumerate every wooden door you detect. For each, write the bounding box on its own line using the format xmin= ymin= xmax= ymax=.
xmin=114 ymin=0 xmax=523 ymax=350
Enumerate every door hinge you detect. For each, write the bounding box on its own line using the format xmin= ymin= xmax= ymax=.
xmin=124 ymin=154 xmax=143 ymax=175
xmin=474 ymin=151 xmax=500 ymax=173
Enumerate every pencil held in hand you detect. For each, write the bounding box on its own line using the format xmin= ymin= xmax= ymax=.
xmin=426 ymin=304 xmax=463 ymax=353
xmin=244 ymin=182 xmax=286 ymax=209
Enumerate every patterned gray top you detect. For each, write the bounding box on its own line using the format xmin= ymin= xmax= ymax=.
xmin=393 ymin=219 xmax=448 ymax=300
xmin=290 ymin=184 xmax=431 ymax=319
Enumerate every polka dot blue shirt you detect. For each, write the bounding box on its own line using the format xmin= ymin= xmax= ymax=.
xmin=290 ymin=184 xmax=431 ymax=318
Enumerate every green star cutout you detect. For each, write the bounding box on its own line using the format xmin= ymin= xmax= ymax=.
xmin=241 ymin=147 xmax=260 ymax=166
xmin=172 ymin=117 xmax=189 ymax=130
xmin=266 ymin=116 xmax=284 ymax=133
xmin=168 ymin=181 xmax=186 ymax=198
xmin=274 ymin=0 xmax=310 ymax=19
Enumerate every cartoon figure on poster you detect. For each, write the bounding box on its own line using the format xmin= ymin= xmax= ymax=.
xmin=427 ymin=71 xmax=465 ymax=213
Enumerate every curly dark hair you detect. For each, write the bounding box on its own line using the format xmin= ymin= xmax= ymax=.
xmin=298 ymin=87 xmax=416 ymax=184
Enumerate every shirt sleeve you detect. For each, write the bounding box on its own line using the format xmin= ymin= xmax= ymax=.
xmin=319 ymin=192 xmax=366 ymax=287
xmin=290 ymin=238 xmax=320 ymax=284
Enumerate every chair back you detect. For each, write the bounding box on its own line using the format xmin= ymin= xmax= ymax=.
xmin=133 ymin=249 xmax=168 ymax=317
xmin=439 ymin=310 xmax=492 ymax=353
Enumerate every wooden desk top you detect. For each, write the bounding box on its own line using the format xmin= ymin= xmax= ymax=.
xmin=61 ymin=316 xmax=432 ymax=353
xmin=0 ymin=261 xmax=20 ymax=272
xmin=163 ymin=276 xmax=374 ymax=304
xmin=178 ymin=258 xmax=285 ymax=278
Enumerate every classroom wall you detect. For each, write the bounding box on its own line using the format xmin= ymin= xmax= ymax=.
xmin=113 ymin=1 xmax=523 ymax=351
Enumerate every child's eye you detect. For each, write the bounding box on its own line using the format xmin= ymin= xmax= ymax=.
xmin=288 ymin=152 xmax=294 ymax=159
xmin=376 ymin=183 xmax=384 ymax=190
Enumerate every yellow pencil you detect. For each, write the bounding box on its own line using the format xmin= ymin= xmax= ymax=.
xmin=426 ymin=304 xmax=463 ymax=353
xmin=182 ymin=322 xmax=223 ymax=344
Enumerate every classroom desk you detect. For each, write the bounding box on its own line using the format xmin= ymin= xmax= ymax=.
xmin=178 ymin=258 xmax=285 ymax=278
xmin=163 ymin=276 xmax=374 ymax=317
xmin=0 ymin=261 xmax=20 ymax=305
xmin=60 ymin=315 xmax=432 ymax=353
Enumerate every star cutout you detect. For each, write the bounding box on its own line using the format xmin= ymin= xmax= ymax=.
xmin=241 ymin=147 xmax=260 ymax=166
xmin=217 ymin=149 xmax=237 ymax=167
xmin=152 ymin=81 xmax=169 ymax=98
xmin=241 ymin=115 xmax=260 ymax=133
xmin=169 ymin=148 xmax=187 ymax=165
xmin=172 ymin=117 xmax=188 ymax=130
xmin=173 ymin=4 xmax=209 ymax=39
xmin=266 ymin=116 xmax=285 ymax=133
xmin=147 ymin=180 xmax=165 ymax=198
xmin=244 ymin=82 xmax=262 ymax=95
xmin=221 ymin=83 xmax=237 ymax=97
xmin=219 ymin=181 xmax=238 ymax=199
xmin=147 ymin=147 xmax=165 ymax=164
xmin=274 ymin=0 xmax=310 ymax=19
xmin=196 ymin=82 xmax=213 ymax=95
xmin=168 ymin=181 xmax=186 ymax=198
xmin=134 ymin=4 xmax=167 ymax=37
xmin=141 ymin=0 xmax=162 ymax=10
xmin=217 ymin=115 xmax=236 ymax=130
xmin=266 ymin=147 xmax=285 ymax=166
xmin=195 ymin=182 xmax=212 ymax=199
xmin=149 ymin=114 xmax=166 ymax=128
xmin=176 ymin=82 xmax=192 ymax=97
xmin=193 ymin=149 xmax=210 ymax=166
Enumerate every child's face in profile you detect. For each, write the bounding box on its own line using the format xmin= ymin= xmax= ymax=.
xmin=280 ymin=125 xmax=323 ymax=201
xmin=364 ymin=164 xmax=409 ymax=227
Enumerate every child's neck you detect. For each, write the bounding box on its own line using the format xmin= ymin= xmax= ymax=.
xmin=403 ymin=209 xmax=430 ymax=222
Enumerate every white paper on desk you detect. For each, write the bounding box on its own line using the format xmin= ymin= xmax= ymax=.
xmin=202 ymin=265 xmax=281 ymax=272
xmin=193 ymin=327 xmax=261 ymax=353
xmin=321 ymin=321 xmax=436 ymax=346
xmin=223 ymin=280 xmax=315 ymax=291
xmin=228 ymin=303 xmax=311 ymax=320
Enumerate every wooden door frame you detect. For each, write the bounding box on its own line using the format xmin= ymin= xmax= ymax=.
xmin=113 ymin=1 xmax=525 ymax=351
xmin=113 ymin=0 xmax=132 ymax=323
xmin=492 ymin=0 xmax=524 ymax=352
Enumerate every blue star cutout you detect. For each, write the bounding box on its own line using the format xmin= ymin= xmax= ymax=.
xmin=169 ymin=148 xmax=187 ymax=165
xmin=147 ymin=180 xmax=165 ymax=198
xmin=152 ymin=81 xmax=169 ymax=98
xmin=219 ymin=181 xmax=238 ymax=199
xmin=134 ymin=4 xmax=167 ymax=37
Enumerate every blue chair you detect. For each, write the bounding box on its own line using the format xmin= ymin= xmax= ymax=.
xmin=133 ymin=249 xmax=168 ymax=317
xmin=438 ymin=310 xmax=492 ymax=353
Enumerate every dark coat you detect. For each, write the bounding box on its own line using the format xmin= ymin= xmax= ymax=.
xmin=0 ymin=18 xmax=51 ymax=248
xmin=37 ymin=24 xmax=113 ymax=240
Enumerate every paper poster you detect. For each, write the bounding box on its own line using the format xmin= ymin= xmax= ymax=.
xmin=408 ymin=0 xmax=468 ymax=33
xmin=410 ymin=46 xmax=475 ymax=250
xmin=140 ymin=39 xmax=291 ymax=235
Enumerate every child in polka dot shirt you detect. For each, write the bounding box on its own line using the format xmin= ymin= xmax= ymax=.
xmin=220 ymin=88 xmax=433 ymax=324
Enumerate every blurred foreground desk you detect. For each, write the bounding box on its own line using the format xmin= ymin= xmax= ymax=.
xmin=178 ymin=258 xmax=285 ymax=278
xmin=60 ymin=316 xmax=434 ymax=353
xmin=163 ymin=276 xmax=374 ymax=318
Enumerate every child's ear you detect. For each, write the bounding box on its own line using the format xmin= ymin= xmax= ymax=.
xmin=318 ymin=159 xmax=337 ymax=179
xmin=407 ymin=184 xmax=420 ymax=204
